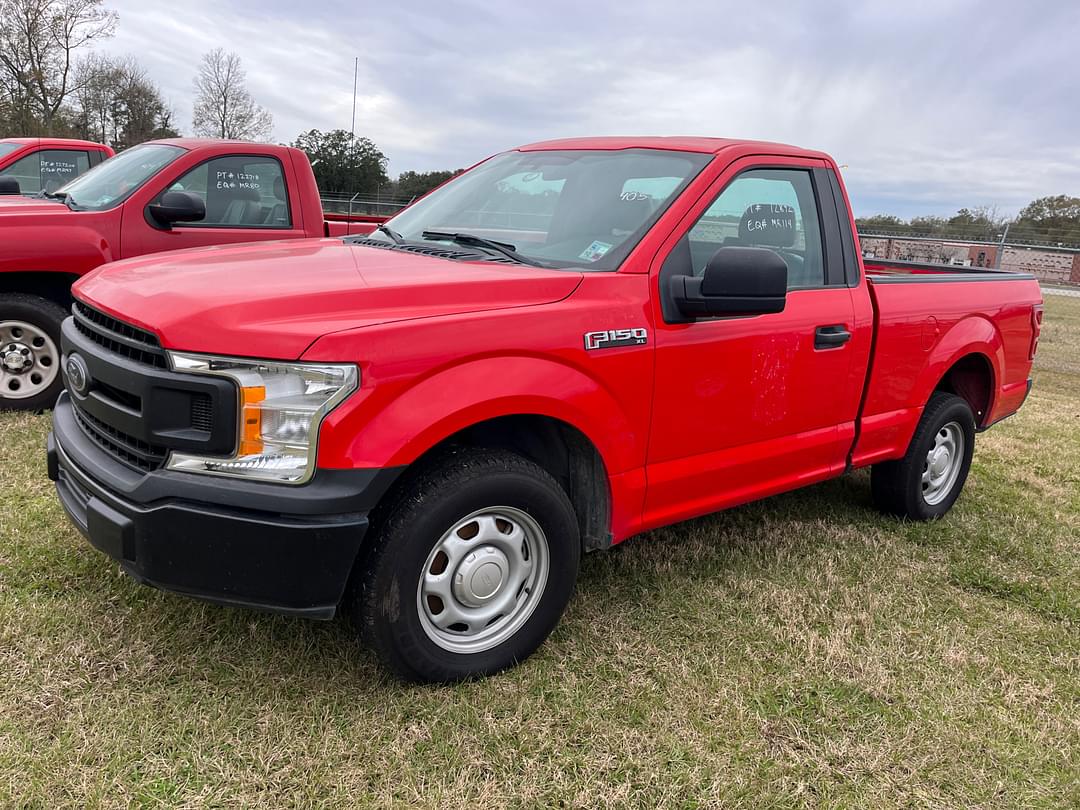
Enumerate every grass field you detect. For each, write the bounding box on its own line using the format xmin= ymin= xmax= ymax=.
xmin=1 ymin=298 xmax=1077 ymax=809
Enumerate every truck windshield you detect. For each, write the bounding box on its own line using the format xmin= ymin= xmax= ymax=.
xmin=57 ymin=144 xmax=184 ymax=211
xmin=0 ymin=143 xmax=21 ymax=159
xmin=374 ymin=149 xmax=711 ymax=270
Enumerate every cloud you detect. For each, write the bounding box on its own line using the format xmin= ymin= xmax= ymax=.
xmin=98 ymin=0 xmax=1079 ymax=217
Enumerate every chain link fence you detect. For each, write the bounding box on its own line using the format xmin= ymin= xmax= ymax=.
xmin=858 ymin=232 xmax=1080 ymax=285
xmin=321 ymin=192 xmax=413 ymax=219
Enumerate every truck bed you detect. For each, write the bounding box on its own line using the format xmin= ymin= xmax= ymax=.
xmin=863 ymin=257 xmax=1036 ymax=283
xmin=852 ymin=257 xmax=1042 ymax=468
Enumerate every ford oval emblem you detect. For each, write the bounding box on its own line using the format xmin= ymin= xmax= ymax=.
xmin=65 ymin=353 xmax=90 ymax=396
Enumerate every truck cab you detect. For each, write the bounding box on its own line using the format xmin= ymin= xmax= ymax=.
xmin=0 ymin=138 xmax=113 ymax=196
xmin=0 ymin=138 xmax=366 ymax=410
xmin=46 ymin=137 xmax=1042 ymax=682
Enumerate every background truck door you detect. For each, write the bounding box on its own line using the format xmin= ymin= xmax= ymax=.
xmin=120 ymin=152 xmax=307 ymax=257
xmin=644 ymin=158 xmax=863 ymax=529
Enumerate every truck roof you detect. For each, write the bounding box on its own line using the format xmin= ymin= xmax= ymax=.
xmin=147 ymin=138 xmax=283 ymax=151
xmin=0 ymin=137 xmax=111 ymax=150
xmin=518 ymin=135 xmax=830 ymax=161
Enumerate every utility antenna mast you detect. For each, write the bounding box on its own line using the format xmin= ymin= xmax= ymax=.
xmin=350 ymin=57 xmax=358 ymax=137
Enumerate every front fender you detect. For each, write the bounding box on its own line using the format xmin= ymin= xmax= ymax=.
xmin=0 ymin=222 xmax=113 ymax=276
xmin=317 ymin=355 xmax=642 ymax=474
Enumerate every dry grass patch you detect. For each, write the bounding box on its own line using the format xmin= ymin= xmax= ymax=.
xmin=0 ymin=297 xmax=1077 ymax=808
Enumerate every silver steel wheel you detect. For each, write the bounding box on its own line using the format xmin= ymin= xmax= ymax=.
xmin=0 ymin=320 xmax=59 ymax=400
xmin=922 ymin=421 xmax=964 ymax=506
xmin=417 ymin=506 xmax=550 ymax=654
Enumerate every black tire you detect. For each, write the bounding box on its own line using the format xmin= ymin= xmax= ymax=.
xmin=0 ymin=293 xmax=67 ymax=411
xmin=871 ymin=391 xmax=976 ymax=520
xmin=352 ymin=448 xmax=581 ymax=683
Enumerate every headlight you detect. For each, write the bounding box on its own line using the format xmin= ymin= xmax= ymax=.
xmin=165 ymin=352 xmax=358 ymax=484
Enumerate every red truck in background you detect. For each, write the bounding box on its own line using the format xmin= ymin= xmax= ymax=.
xmin=0 ymin=138 xmax=377 ymax=409
xmin=0 ymin=138 xmax=114 ymax=196
xmin=47 ymin=136 xmax=1042 ymax=682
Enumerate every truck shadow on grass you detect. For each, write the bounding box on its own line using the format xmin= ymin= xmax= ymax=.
xmin=47 ymin=470 xmax=899 ymax=693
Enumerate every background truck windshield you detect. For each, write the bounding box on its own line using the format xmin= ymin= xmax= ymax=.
xmin=58 ymin=144 xmax=184 ymax=210
xmin=375 ymin=148 xmax=711 ymax=269
xmin=0 ymin=143 xmax=20 ymax=159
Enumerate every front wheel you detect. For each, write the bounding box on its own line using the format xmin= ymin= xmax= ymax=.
xmin=871 ymin=391 xmax=976 ymax=520
xmin=0 ymin=294 xmax=67 ymax=411
xmin=353 ymin=448 xmax=580 ymax=682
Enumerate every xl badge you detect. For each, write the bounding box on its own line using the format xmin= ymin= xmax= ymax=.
xmin=583 ymin=328 xmax=648 ymax=351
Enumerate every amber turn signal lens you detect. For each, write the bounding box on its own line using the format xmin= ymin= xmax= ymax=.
xmin=239 ymin=385 xmax=266 ymax=454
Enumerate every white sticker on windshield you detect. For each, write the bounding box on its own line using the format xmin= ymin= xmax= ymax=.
xmin=579 ymin=240 xmax=613 ymax=262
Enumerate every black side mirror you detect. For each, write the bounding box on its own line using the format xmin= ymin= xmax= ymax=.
xmin=669 ymin=247 xmax=787 ymax=318
xmin=147 ymin=191 xmax=206 ymax=228
xmin=0 ymin=175 xmax=21 ymax=195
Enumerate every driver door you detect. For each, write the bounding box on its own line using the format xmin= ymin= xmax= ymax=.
xmin=644 ymin=157 xmax=862 ymax=528
xmin=120 ymin=153 xmax=307 ymax=259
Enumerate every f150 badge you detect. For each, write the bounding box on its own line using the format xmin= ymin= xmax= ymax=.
xmin=583 ymin=328 xmax=648 ymax=351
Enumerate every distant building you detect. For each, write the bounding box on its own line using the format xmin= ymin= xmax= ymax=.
xmin=859 ymin=236 xmax=1080 ymax=283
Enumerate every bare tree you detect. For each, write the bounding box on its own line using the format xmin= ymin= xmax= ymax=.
xmin=74 ymin=53 xmax=177 ymax=148
xmin=0 ymin=0 xmax=116 ymax=133
xmin=192 ymin=49 xmax=273 ymax=141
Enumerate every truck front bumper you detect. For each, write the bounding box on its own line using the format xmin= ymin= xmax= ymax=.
xmin=48 ymin=394 xmax=400 ymax=619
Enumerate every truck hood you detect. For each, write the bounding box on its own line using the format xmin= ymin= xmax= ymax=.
xmin=0 ymin=196 xmax=70 ymax=215
xmin=74 ymin=239 xmax=583 ymax=358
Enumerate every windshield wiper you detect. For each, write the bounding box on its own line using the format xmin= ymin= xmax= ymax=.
xmin=421 ymin=230 xmax=546 ymax=267
xmin=39 ymin=189 xmax=78 ymax=209
xmin=376 ymin=223 xmax=404 ymax=244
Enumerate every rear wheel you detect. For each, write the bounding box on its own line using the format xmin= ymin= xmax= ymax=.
xmin=0 ymin=294 xmax=66 ymax=411
xmin=353 ymin=448 xmax=580 ymax=682
xmin=871 ymin=391 xmax=975 ymax=520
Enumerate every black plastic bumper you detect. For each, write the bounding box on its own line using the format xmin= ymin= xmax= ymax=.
xmin=49 ymin=393 xmax=401 ymax=619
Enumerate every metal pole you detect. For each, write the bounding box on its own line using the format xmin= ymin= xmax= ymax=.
xmin=994 ymin=222 xmax=1010 ymax=269
xmin=350 ymin=57 xmax=358 ymax=138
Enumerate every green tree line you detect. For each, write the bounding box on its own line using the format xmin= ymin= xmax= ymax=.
xmin=857 ymin=197 xmax=1080 ymax=247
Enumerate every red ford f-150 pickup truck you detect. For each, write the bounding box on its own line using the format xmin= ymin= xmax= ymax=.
xmin=1 ymin=138 xmax=376 ymax=409
xmin=46 ymin=136 xmax=1042 ymax=682
xmin=0 ymin=137 xmax=113 ymax=196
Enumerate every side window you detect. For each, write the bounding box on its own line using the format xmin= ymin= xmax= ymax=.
xmin=162 ymin=156 xmax=290 ymax=228
xmin=687 ymin=169 xmax=825 ymax=289
xmin=4 ymin=153 xmax=42 ymax=193
xmin=7 ymin=150 xmax=91 ymax=194
xmin=38 ymin=150 xmax=90 ymax=193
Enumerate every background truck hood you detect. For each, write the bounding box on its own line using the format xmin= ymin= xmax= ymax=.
xmin=74 ymin=239 xmax=583 ymax=358
xmin=0 ymin=196 xmax=70 ymax=215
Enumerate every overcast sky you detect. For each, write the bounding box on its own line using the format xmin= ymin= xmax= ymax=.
xmin=98 ymin=0 xmax=1078 ymax=218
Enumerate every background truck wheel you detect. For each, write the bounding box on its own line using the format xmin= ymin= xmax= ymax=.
xmin=871 ymin=391 xmax=976 ymax=520
xmin=353 ymin=448 xmax=580 ymax=683
xmin=0 ymin=294 xmax=67 ymax=411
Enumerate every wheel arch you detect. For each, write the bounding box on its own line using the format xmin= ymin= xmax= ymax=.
xmin=918 ymin=315 xmax=1004 ymax=428
xmin=933 ymin=352 xmax=995 ymax=427
xmin=0 ymin=271 xmax=81 ymax=310
xmin=377 ymin=413 xmax=613 ymax=553
xmin=322 ymin=354 xmax=636 ymax=552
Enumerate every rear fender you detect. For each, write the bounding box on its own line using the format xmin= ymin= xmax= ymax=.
xmin=915 ymin=314 xmax=1003 ymax=426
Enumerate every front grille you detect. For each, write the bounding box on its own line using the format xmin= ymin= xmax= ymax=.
xmin=72 ymin=301 xmax=167 ymax=369
xmin=73 ymin=406 xmax=168 ymax=472
xmin=64 ymin=300 xmax=233 ymax=473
